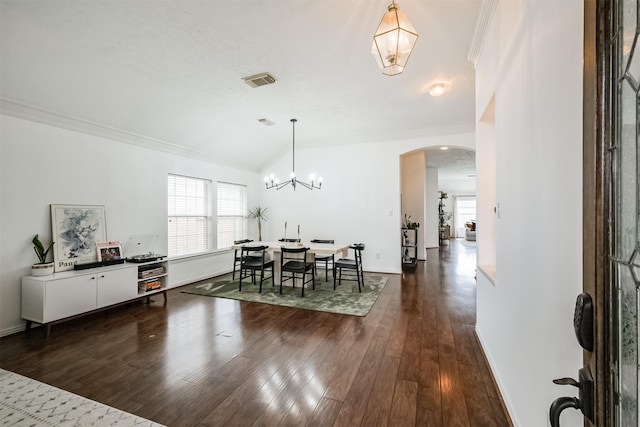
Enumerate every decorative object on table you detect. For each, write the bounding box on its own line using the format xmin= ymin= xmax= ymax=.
xmin=247 ymin=206 xmax=269 ymax=241
xmin=264 ymin=119 xmax=322 ymax=191
xmin=181 ymin=272 xmax=389 ymax=317
xmin=371 ymin=0 xmax=418 ymax=76
xmin=31 ymin=234 xmax=54 ymax=276
xmin=297 ymin=224 xmax=300 ymax=241
xmin=50 ymin=204 xmax=107 ymax=272
xmin=96 ymin=241 xmax=122 ymax=261
xmin=284 ymin=221 xmax=287 ymax=239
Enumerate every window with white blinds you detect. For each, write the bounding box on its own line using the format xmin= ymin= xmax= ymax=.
xmin=167 ymin=174 xmax=212 ymax=257
xmin=217 ymin=182 xmax=247 ymax=249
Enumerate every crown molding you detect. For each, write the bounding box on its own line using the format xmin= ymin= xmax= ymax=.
xmin=0 ymin=97 xmax=253 ymax=172
xmin=467 ymin=0 xmax=498 ymax=67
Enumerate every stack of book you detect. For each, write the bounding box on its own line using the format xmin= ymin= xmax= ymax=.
xmin=138 ymin=266 xmax=165 ymax=280
xmin=139 ymin=279 xmax=162 ymax=293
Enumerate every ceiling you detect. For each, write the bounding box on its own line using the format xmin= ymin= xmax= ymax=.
xmin=425 ymin=147 xmax=476 ymax=193
xmin=0 ymin=0 xmax=481 ymax=172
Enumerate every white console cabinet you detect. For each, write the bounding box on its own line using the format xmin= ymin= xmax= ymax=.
xmin=22 ymin=260 xmax=168 ymax=336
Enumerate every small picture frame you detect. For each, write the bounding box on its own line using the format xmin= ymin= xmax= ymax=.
xmin=97 ymin=241 xmax=122 ymax=262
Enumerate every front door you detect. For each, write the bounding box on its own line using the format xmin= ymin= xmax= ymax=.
xmin=583 ymin=0 xmax=639 ymax=425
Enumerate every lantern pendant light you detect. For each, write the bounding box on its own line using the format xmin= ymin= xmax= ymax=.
xmin=371 ymin=1 xmax=418 ymax=76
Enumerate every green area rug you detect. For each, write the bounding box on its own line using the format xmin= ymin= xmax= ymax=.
xmin=181 ymin=273 xmax=388 ymax=317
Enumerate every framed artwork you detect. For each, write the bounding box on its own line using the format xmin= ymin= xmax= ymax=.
xmin=50 ymin=204 xmax=107 ymax=271
xmin=96 ymin=241 xmax=122 ymax=262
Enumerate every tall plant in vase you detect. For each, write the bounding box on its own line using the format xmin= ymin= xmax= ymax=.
xmin=248 ymin=206 xmax=269 ymax=241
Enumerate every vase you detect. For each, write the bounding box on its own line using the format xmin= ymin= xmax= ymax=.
xmin=32 ymin=262 xmax=54 ymax=276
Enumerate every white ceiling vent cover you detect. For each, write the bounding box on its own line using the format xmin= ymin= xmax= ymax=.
xmin=243 ymin=72 xmax=277 ymax=88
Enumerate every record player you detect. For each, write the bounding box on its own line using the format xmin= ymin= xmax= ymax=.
xmin=127 ymin=253 xmax=165 ymax=263
xmin=124 ymin=234 xmax=166 ymax=263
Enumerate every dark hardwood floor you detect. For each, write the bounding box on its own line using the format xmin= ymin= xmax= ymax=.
xmin=0 ymin=239 xmax=511 ymax=426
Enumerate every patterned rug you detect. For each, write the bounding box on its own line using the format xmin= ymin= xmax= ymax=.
xmin=181 ymin=273 xmax=389 ymax=317
xmin=0 ymin=369 xmax=164 ymax=427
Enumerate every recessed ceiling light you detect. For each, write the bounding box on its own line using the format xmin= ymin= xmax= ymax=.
xmin=429 ymin=82 xmax=451 ymax=96
xmin=440 ymin=146 xmax=449 ymax=150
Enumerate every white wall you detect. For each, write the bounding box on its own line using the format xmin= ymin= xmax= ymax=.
xmin=0 ymin=112 xmax=475 ymax=336
xmin=475 ymin=1 xmax=583 ymax=426
xmin=425 ymin=167 xmax=439 ymax=248
xmin=257 ymin=133 xmax=475 ymax=274
xmin=0 ymin=114 xmax=258 ymax=335
xmin=400 ymin=151 xmax=426 ymax=259
xmin=477 ymin=96 xmax=496 ymax=265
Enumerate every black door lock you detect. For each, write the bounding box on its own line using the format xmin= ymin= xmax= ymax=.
xmin=574 ymin=293 xmax=594 ymax=351
xmin=550 ymin=367 xmax=594 ymax=426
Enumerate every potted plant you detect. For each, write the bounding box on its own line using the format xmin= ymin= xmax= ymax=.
xmin=31 ymin=234 xmax=54 ymax=276
xmin=403 ymin=214 xmax=420 ymax=229
xmin=248 ymin=206 xmax=269 ymax=241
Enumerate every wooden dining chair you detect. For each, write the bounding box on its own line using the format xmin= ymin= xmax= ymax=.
xmin=310 ymin=239 xmax=335 ymax=281
xmin=280 ymin=246 xmax=315 ymax=297
xmin=238 ymin=245 xmax=274 ymax=293
xmin=334 ymin=243 xmax=365 ymax=292
xmin=232 ymin=239 xmax=253 ymax=279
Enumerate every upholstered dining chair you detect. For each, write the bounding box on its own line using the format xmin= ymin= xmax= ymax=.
xmin=238 ymin=245 xmax=274 ymax=293
xmin=334 ymin=243 xmax=365 ymax=292
xmin=280 ymin=246 xmax=315 ymax=297
xmin=232 ymin=239 xmax=253 ymax=279
xmin=310 ymin=239 xmax=335 ymax=281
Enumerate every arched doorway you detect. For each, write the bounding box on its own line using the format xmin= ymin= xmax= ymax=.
xmin=400 ymin=146 xmax=476 ymax=258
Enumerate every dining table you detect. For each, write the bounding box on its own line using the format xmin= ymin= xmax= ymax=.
xmin=230 ymin=240 xmax=351 ymax=286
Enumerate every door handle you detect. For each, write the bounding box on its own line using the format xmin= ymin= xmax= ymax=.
xmin=550 ymin=397 xmax=580 ymax=427
xmin=549 ymin=367 xmax=594 ymax=426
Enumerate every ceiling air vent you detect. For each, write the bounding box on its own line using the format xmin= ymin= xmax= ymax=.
xmin=243 ymin=72 xmax=277 ymax=88
xmin=258 ymin=118 xmax=274 ymax=126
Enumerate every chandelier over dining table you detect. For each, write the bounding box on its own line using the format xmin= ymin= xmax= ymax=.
xmin=264 ymin=119 xmax=322 ymax=191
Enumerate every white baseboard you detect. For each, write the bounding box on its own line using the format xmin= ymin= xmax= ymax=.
xmin=0 ymin=324 xmax=26 ymax=338
xmin=474 ymin=326 xmax=518 ymax=427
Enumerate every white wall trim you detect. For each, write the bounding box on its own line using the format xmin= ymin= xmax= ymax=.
xmin=467 ymin=0 xmax=498 ymax=67
xmin=475 ymin=326 xmax=518 ymax=426
xmin=0 ymin=325 xmax=26 ymax=338
xmin=0 ymin=97 xmax=253 ymax=172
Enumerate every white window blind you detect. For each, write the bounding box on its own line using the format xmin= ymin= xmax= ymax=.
xmin=455 ymin=196 xmax=476 ymax=238
xmin=168 ymin=174 xmax=211 ymax=257
xmin=217 ymin=182 xmax=247 ymax=249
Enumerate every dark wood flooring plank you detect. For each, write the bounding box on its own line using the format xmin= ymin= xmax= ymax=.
xmin=360 ymin=355 xmax=401 ymax=427
xmin=416 ymin=407 xmax=443 ymax=427
xmin=306 ymin=397 xmax=343 ymax=427
xmin=387 ymin=379 xmax=418 ymax=427
xmin=332 ymin=338 xmax=386 ymax=426
xmin=0 ymin=241 xmax=511 ymax=427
